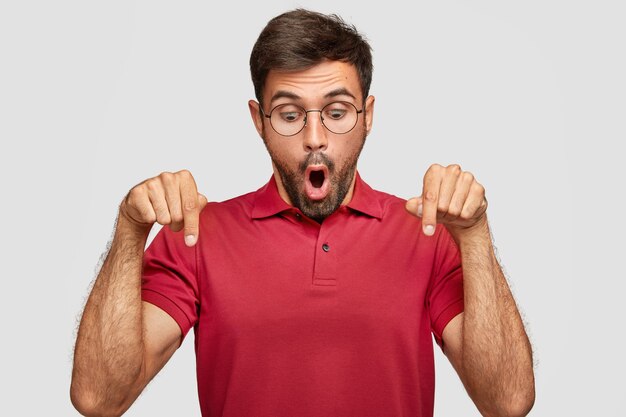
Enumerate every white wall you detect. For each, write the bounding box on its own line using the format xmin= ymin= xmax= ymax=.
xmin=1 ymin=1 xmax=623 ymax=415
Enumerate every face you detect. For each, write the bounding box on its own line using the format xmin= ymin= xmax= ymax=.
xmin=248 ymin=60 xmax=375 ymax=222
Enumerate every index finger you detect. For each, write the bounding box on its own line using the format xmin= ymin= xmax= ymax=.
xmin=179 ymin=172 xmax=201 ymax=247
xmin=421 ymin=167 xmax=442 ymax=236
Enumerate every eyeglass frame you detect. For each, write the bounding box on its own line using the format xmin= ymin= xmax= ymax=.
xmin=259 ymin=100 xmax=364 ymax=137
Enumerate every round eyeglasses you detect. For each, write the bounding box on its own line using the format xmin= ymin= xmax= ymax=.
xmin=261 ymin=101 xmax=363 ymax=137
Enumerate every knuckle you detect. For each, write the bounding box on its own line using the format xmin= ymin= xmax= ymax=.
xmin=157 ymin=212 xmax=172 ymax=224
xmin=140 ymin=208 xmax=156 ymax=223
xmin=177 ymin=169 xmax=192 ymax=179
xmin=125 ymin=187 xmax=144 ymax=207
xmin=184 ymin=225 xmax=198 ymax=235
xmin=170 ymin=212 xmax=184 ymax=223
xmin=424 ymin=190 xmax=437 ymax=202
xmin=447 ymin=199 xmax=462 ymax=214
xmin=183 ymin=200 xmax=197 ymax=211
xmin=462 ymin=171 xmax=475 ymax=182
xmin=125 ymin=188 xmax=138 ymax=204
xmin=160 ymin=171 xmax=175 ymax=183
xmin=428 ymin=163 xmax=442 ymax=173
xmin=146 ymin=178 xmax=161 ymax=192
xmin=129 ymin=183 xmax=144 ymax=195
xmin=461 ymin=205 xmax=476 ymax=219
xmin=448 ymin=164 xmax=461 ymax=173
xmin=448 ymin=205 xmax=462 ymax=217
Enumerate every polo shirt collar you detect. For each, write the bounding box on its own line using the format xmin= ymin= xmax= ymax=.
xmin=251 ymin=171 xmax=383 ymax=220
xmin=346 ymin=171 xmax=383 ymax=219
xmin=251 ymin=175 xmax=292 ymax=219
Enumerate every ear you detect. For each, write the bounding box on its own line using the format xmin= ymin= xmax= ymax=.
xmin=364 ymin=95 xmax=375 ymax=135
xmin=248 ymin=100 xmax=264 ymax=137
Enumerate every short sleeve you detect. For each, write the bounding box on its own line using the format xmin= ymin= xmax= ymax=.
xmin=428 ymin=227 xmax=464 ymax=350
xmin=141 ymin=226 xmax=199 ymax=339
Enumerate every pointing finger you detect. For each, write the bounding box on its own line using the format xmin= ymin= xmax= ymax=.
xmin=178 ymin=171 xmax=200 ymax=247
xmin=421 ymin=165 xmax=443 ymax=236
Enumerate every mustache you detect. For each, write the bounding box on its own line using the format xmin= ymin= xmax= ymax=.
xmin=298 ymin=153 xmax=335 ymax=173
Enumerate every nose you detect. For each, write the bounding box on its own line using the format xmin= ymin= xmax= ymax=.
xmin=302 ymin=110 xmax=328 ymax=152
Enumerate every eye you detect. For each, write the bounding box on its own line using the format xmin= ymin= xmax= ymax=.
xmin=327 ymin=109 xmax=346 ymax=119
xmin=281 ymin=111 xmax=301 ymax=122
xmin=323 ymin=102 xmax=351 ymax=120
xmin=274 ymin=104 xmax=304 ymax=123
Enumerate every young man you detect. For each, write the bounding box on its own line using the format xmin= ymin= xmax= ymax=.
xmin=71 ymin=9 xmax=535 ymax=417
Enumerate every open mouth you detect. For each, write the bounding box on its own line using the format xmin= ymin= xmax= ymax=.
xmin=310 ymin=170 xmax=325 ymax=188
xmin=304 ymin=165 xmax=330 ymax=200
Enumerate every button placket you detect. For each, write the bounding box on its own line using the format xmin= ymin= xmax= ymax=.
xmin=312 ymin=223 xmax=337 ymax=286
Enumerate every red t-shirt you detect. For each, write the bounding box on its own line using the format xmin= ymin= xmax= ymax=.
xmin=142 ymin=172 xmax=464 ymax=417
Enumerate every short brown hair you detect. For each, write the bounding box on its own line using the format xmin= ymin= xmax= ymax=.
xmin=250 ymin=9 xmax=373 ymax=105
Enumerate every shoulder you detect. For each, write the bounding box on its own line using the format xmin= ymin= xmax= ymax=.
xmin=199 ymin=176 xmax=275 ymax=222
xmin=365 ymin=184 xmax=416 ymax=224
xmin=202 ymin=190 xmax=256 ymax=218
xmin=375 ymin=189 xmax=408 ymax=213
xmin=366 ymin=183 xmax=458 ymax=252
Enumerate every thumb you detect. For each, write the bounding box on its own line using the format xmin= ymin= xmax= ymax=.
xmin=405 ymin=196 xmax=423 ymax=218
xmin=198 ymin=193 xmax=208 ymax=210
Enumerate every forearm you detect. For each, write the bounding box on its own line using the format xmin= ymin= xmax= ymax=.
xmin=71 ymin=214 xmax=151 ymax=416
xmin=452 ymin=218 xmax=535 ymax=417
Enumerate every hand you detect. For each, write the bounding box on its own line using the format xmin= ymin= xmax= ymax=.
xmin=119 ymin=170 xmax=208 ymax=246
xmin=405 ymin=164 xmax=487 ymax=237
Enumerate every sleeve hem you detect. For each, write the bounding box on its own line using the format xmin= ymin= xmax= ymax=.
xmin=142 ymin=289 xmax=193 ymax=339
xmin=431 ymin=299 xmax=464 ymax=349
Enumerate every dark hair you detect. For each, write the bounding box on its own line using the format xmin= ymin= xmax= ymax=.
xmin=250 ymin=9 xmax=373 ymax=105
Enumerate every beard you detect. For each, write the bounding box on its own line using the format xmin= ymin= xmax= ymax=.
xmin=264 ymin=137 xmax=366 ymax=223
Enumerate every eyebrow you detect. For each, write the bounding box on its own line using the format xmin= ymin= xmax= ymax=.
xmin=269 ymin=87 xmax=357 ymax=105
xmin=270 ymin=90 xmax=302 ymax=104
xmin=324 ymin=88 xmax=357 ymax=100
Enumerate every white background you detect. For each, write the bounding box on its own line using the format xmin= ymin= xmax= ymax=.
xmin=1 ymin=0 xmax=624 ymax=415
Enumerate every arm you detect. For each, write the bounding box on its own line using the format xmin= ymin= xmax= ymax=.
xmin=442 ymin=217 xmax=535 ymax=417
xmin=71 ymin=170 xmax=207 ymax=416
xmin=406 ymin=163 xmax=535 ymax=417
xmin=70 ymin=215 xmax=181 ymax=417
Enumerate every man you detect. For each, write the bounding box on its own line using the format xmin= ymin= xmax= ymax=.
xmin=71 ymin=9 xmax=534 ymax=417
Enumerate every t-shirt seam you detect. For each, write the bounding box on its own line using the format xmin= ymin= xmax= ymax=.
xmin=432 ymin=298 xmax=464 ymax=332
xmin=142 ymin=287 xmax=193 ymax=330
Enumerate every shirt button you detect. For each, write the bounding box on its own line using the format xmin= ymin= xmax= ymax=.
xmin=322 ymin=243 xmax=330 ymax=252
